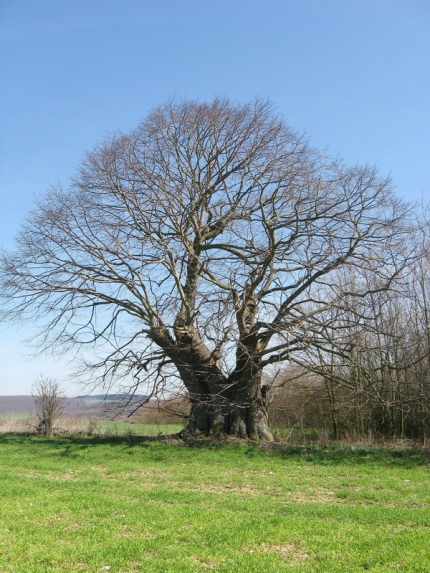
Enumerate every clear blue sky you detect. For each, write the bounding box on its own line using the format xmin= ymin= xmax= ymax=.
xmin=1 ymin=0 xmax=429 ymax=395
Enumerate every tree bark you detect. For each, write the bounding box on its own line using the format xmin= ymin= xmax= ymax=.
xmin=181 ymin=370 xmax=274 ymax=441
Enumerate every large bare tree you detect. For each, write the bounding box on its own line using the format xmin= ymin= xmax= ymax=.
xmin=0 ymin=98 xmax=412 ymax=439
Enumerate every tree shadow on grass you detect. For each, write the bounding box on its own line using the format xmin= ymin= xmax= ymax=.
xmin=258 ymin=443 xmax=430 ymax=467
xmin=0 ymin=431 xmax=176 ymax=456
xmin=0 ymin=432 xmax=428 ymax=466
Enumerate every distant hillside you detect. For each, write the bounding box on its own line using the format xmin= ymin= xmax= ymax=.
xmin=77 ymin=394 xmax=148 ymax=403
xmin=0 ymin=396 xmax=36 ymax=414
xmin=0 ymin=394 xmax=149 ymax=416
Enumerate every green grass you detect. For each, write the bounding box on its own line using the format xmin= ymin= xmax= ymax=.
xmin=98 ymin=421 xmax=184 ymax=436
xmin=0 ymin=436 xmax=428 ymax=572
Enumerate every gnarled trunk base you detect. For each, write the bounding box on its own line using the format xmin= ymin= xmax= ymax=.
xmin=182 ymin=397 xmax=273 ymax=441
xmin=226 ymin=403 xmax=273 ymax=441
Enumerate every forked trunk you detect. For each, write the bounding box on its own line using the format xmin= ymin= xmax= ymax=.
xmin=152 ymin=327 xmax=273 ymax=441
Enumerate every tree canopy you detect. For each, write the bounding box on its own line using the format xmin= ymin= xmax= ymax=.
xmin=0 ymin=98 xmax=413 ymax=439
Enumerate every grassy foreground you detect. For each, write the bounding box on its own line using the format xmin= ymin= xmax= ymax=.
xmin=0 ymin=435 xmax=428 ymax=573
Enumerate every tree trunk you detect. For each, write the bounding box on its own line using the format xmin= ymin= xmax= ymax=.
xmin=150 ymin=327 xmax=274 ymax=441
xmin=225 ymin=400 xmax=273 ymax=441
xmin=181 ymin=372 xmax=274 ymax=441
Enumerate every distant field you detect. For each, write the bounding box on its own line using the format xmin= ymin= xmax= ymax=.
xmin=0 ymin=414 xmax=183 ymax=437
xmin=0 ymin=394 xmax=183 ymax=436
xmin=0 ymin=435 xmax=428 ymax=572
xmin=100 ymin=421 xmax=183 ymax=436
xmin=0 ymin=395 xmax=36 ymax=415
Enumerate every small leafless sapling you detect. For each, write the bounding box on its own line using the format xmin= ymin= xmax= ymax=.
xmin=32 ymin=376 xmax=66 ymax=435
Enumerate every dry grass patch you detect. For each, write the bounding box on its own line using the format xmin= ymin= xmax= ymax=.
xmin=0 ymin=414 xmax=33 ymax=433
xmin=262 ymin=542 xmax=309 ymax=563
xmin=18 ymin=469 xmax=84 ymax=482
xmin=288 ymin=489 xmax=343 ymax=503
xmin=241 ymin=542 xmax=309 ymax=564
xmin=194 ymin=481 xmax=260 ymax=495
xmin=121 ymin=468 xmax=172 ymax=478
xmin=190 ymin=555 xmax=220 ymax=570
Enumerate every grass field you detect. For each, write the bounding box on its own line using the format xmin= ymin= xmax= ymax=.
xmin=0 ymin=435 xmax=428 ymax=573
xmin=98 ymin=421 xmax=184 ymax=436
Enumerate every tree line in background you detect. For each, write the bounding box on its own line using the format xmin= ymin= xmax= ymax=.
xmin=267 ymin=221 xmax=430 ymax=444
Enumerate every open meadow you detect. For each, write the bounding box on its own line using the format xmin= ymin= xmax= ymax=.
xmin=0 ymin=434 xmax=429 ymax=573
